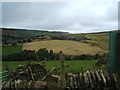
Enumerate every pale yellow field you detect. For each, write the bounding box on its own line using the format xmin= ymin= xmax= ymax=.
xmin=22 ymin=40 xmax=107 ymax=55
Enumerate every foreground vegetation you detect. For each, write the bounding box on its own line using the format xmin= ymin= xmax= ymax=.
xmin=2 ymin=60 xmax=97 ymax=73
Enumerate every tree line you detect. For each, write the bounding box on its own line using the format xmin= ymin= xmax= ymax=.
xmin=2 ymin=48 xmax=108 ymax=61
xmin=50 ymin=35 xmax=91 ymax=41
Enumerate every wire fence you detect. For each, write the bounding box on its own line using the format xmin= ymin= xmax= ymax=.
xmin=0 ymin=70 xmax=8 ymax=82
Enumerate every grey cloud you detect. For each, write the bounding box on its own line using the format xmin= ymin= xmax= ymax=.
xmin=2 ymin=1 xmax=118 ymax=33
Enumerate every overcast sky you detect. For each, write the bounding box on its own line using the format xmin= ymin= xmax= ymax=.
xmin=1 ymin=0 xmax=119 ymax=33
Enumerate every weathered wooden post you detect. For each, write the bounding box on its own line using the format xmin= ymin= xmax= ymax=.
xmin=44 ymin=57 xmax=47 ymax=69
xmin=59 ymin=51 xmax=66 ymax=88
xmin=44 ymin=57 xmax=47 ymax=62
xmin=55 ymin=58 xmax=57 ymax=68
xmin=70 ymin=56 xmax=73 ymax=72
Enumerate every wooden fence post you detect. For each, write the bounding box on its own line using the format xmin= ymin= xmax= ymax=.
xmin=59 ymin=51 xmax=66 ymax=88
xmin=70 ymin=56 xmax=73 ymax=72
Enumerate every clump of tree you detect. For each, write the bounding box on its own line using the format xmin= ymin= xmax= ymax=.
xmin=36 ymin=48 xmax=49 ymax=60
xmin=3 ymin=50 xmax=36 ymax=61
xmin=65 ymin=54 xmax=101 ymax=60
xmin=3 ymin=48 xmax=57 ymax=61
xmin=36 ymin=48 xmax=59 ymax=61
xmin=3 ymin=48 xmax=107 ymax=61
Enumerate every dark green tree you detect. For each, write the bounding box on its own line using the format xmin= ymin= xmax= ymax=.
xmin=36 ymin=48 xmax=49 ymax=61
xmin=79 ymin=54 xmax=86 ymax=60
xmin=49 ymin=50 xmax=55 ymax=60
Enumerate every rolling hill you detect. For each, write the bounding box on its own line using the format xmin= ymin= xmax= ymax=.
xmin=22 ymin=40 xmax=107 ymax=55
xmin=59 ymin=32 xmax=109 ymax=51
xmin=2 ymin=28 xmax=110 ymax=56
xmin=83 ymin=32 xmax=109 ymax=50
xmin=2 ymin=28 xmax=69 ymax=42
xmin=2 ymin=28 xmax=68 ymax=37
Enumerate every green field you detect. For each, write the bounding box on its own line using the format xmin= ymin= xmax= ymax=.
xmin=2 ymin=44 xmax=22 ymax=56
xmin=2 ymin=60 xmax=97 ymax=73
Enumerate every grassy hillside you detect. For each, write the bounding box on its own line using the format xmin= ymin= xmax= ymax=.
xmin=85 ymin=33 xmax=109 ymax=50
xmin=2 ymin=60 xmax=97 ymax=73
xmin=69 ymin=32 xmax=109 ymax=51
xmin=23 ymin=40 xmax=107 ymax=55
xmin=50 ymin=32 xmax=109 ymax=51
xmin=2 ymin=28 xmax=68 ymax=39
xmin=2 ymin=28 xmax=69 ymax=46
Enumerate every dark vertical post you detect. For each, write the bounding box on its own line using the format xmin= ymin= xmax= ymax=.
xmin=70 ymin=56 xmax=73 ymax=72
xmin=117 ymin=31 xmax=120 ymax=88
xmin=59 ymin=51 xmax=66 ymax=88
xmin=44 ymin=57 xmax=47 ymax=69
xmin=109 ymin=31 xmax=117 ymax=74
xmin=109 ymin=31 xmax=120 ymax=87
xmin=117 ymin=2 xmax=120 ymax=88
xmin=117 ymin=31 xmax=120 ymax=73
